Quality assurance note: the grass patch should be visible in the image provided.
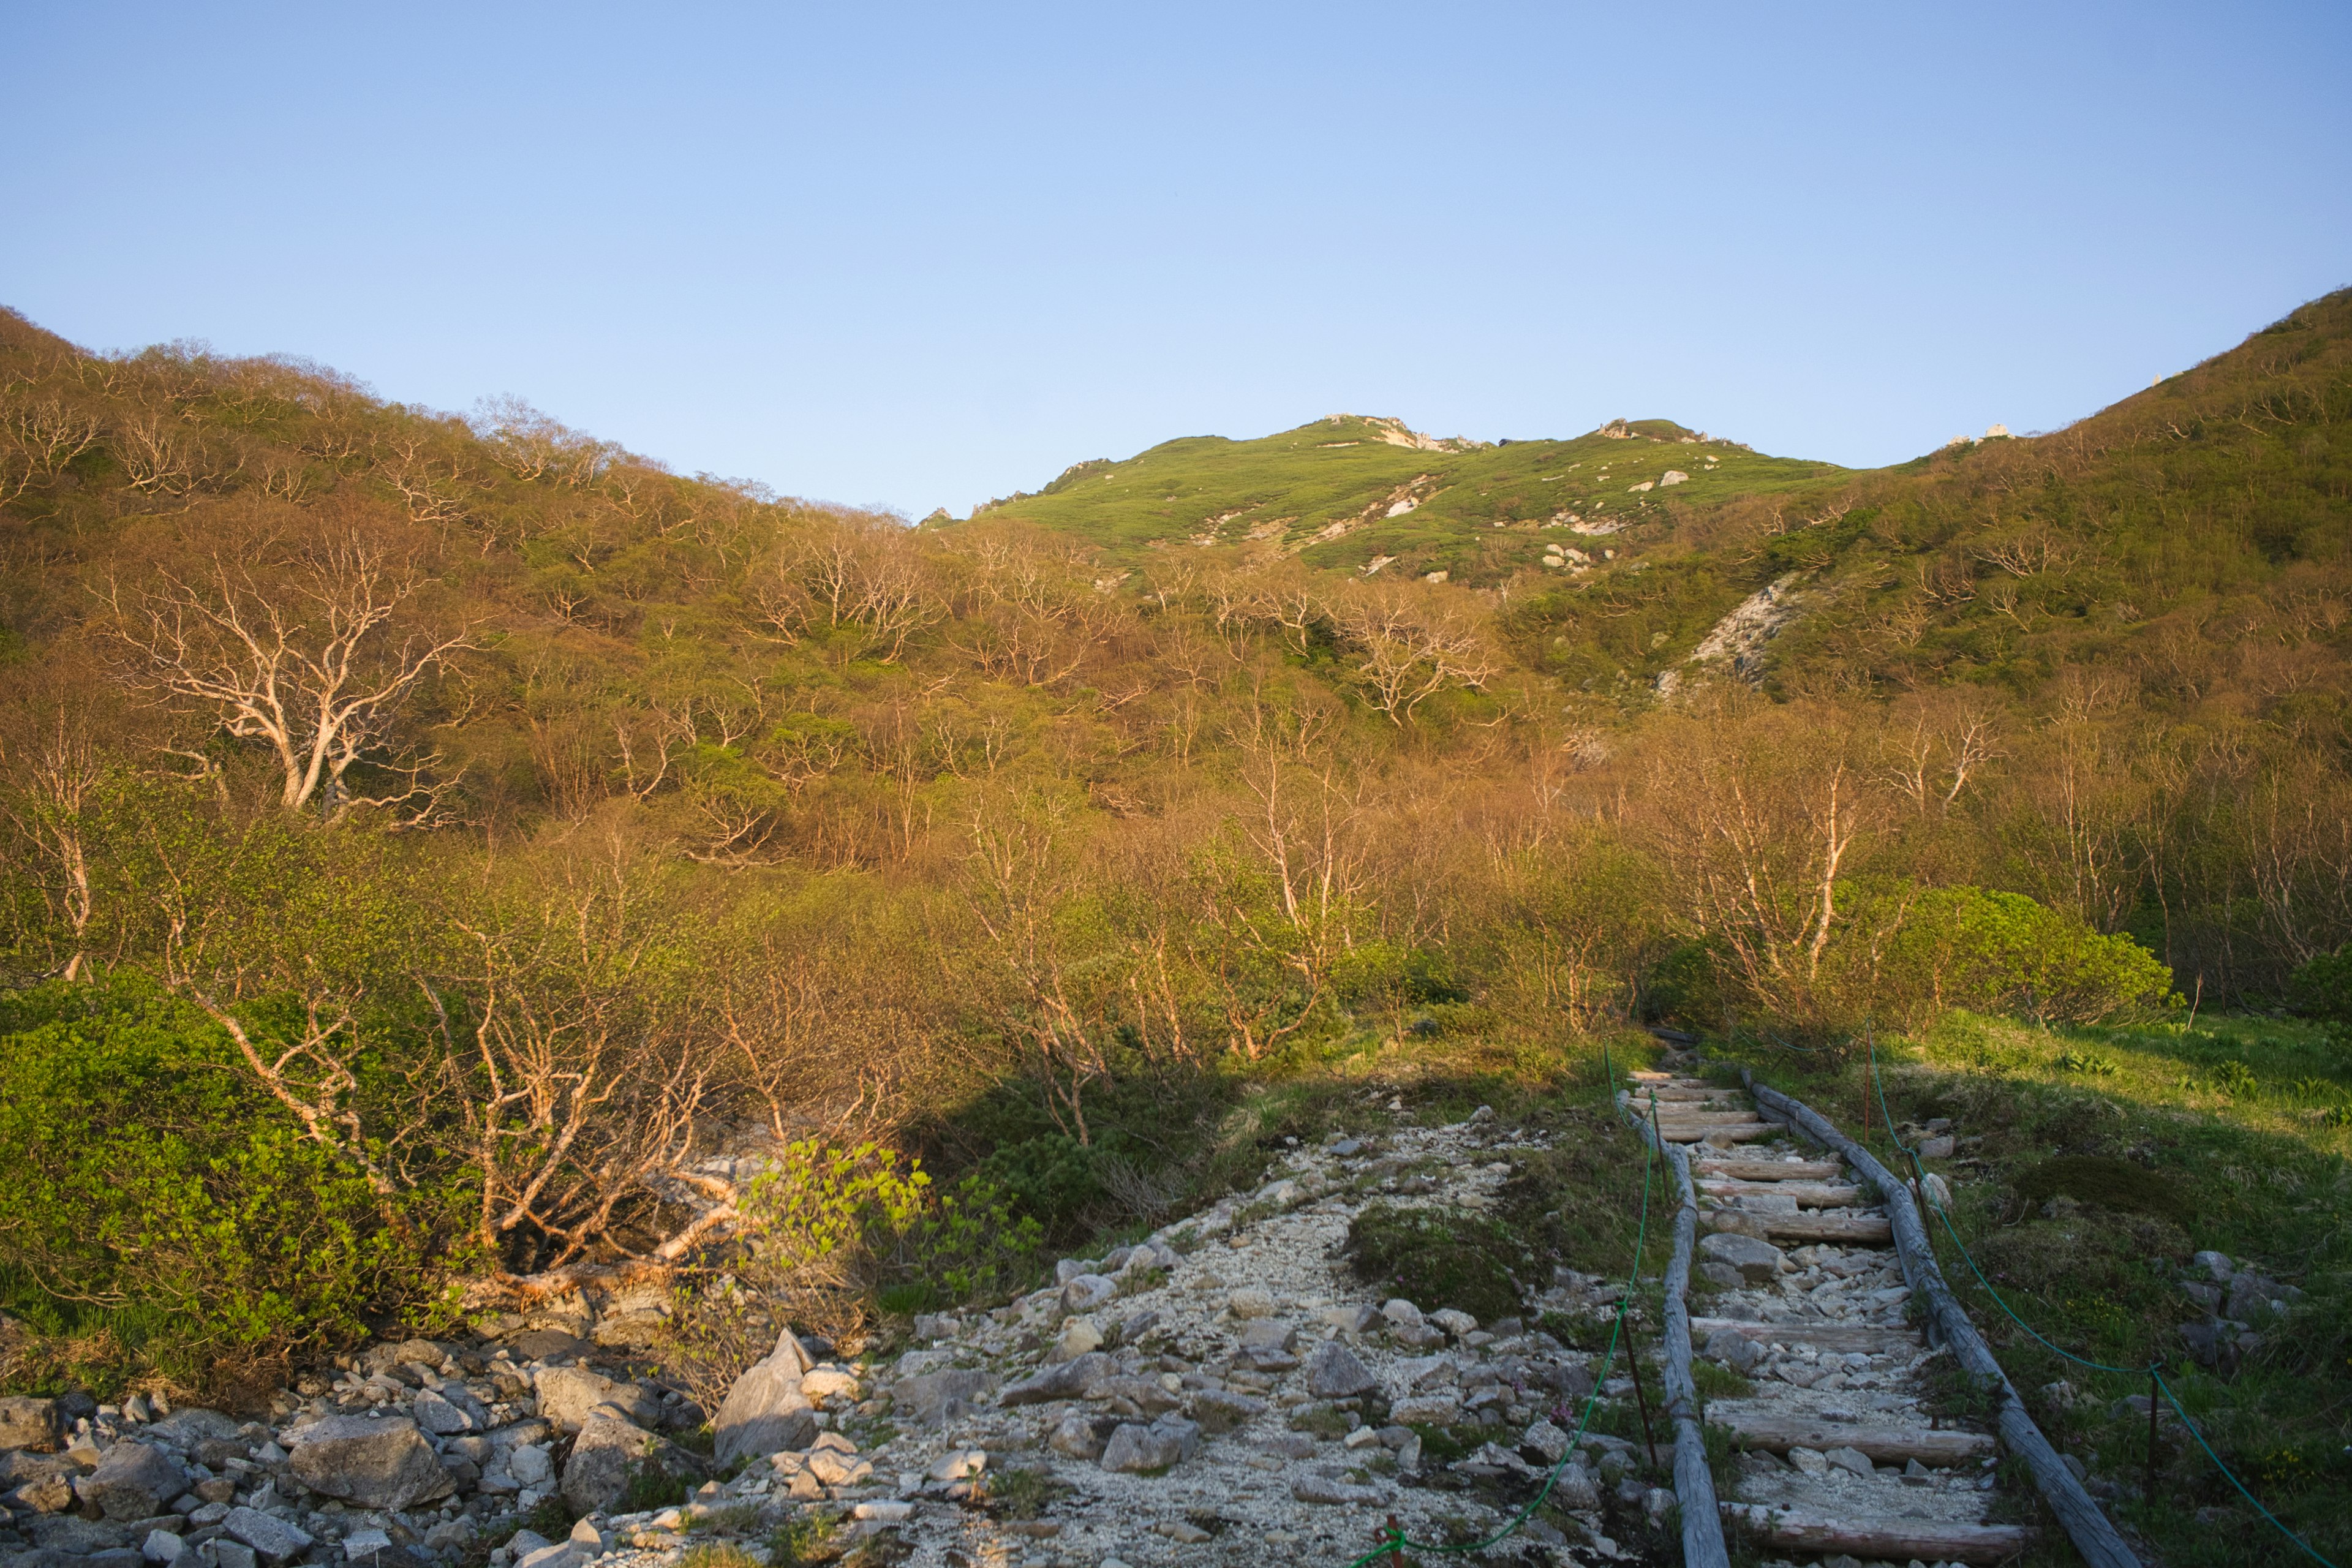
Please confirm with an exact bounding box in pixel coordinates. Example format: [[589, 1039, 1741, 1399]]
[[763, 1513, 840, 1568], [1722, 1008, 2352, 1566], [2011, 1153, 2189, 1225], [1689, 1359, 1752, 1401], [982, 1466, 1068, 1520], [1343, 1204, 1532, 1321]]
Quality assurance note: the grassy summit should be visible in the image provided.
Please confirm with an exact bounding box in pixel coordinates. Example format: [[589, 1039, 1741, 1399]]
[[964, 412, 1839, 583]]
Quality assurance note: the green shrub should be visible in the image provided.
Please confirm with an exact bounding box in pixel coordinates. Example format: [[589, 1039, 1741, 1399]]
[[1861, 883, 2177, 1026], [1343, 1203, 1532, 1321], [2288, 947, 2352, 1021], [2011, 1155, 2189, 1225], [0, 978, 441, 1380]]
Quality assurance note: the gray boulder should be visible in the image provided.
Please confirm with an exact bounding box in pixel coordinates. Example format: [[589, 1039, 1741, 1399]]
[[1697, 1232, 1786, 1284], [891, 1369, 998, 1427], [222, 1507, 312, 1564], [285, 1415, 454, 1510], [77, 1444, 187, 1521], [1098, 1416, 1199, 1474], [1046, 1414, 1107, 1460], [144, 1411, 240, 1450], [409, 1389, 476, 1436], [532, 1366, 660, 1434], [711, 1332, 818, 1465], [0, 1397, 61, 1453], [1702, 1327, 1762, 1371], [1303, 1342, 1378, 1400], [1060, 1275, 1118, 1314], [1000, 1352, 1114, 1407], [560, 1416, 701, 1515]]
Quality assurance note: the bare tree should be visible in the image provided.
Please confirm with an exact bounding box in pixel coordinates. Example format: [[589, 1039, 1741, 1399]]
[[1328, 582, 1495, 725], [0, 715, 105, 979], [104, 537, 471, 816]]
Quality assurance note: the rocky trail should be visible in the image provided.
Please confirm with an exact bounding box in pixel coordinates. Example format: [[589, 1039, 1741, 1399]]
[[0, 1068, 2096, 1568], [1623, 1067, 2030, 1567]]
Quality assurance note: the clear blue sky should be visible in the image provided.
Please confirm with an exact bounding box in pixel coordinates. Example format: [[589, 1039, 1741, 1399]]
[[6, 2, 2347, 516]]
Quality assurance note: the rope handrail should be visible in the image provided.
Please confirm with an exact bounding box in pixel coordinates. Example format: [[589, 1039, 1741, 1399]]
[[1861, 1036, 2340, 1568]]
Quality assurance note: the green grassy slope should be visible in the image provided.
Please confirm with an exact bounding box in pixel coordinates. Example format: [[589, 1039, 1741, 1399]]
[[963, 411, 1839, 585]]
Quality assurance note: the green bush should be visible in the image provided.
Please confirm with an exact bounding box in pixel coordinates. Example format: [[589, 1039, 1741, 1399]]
[[1861, 883, 2177, 1025], [2288, 946, 2352, 1021], [1343, 1202, 1532, 1321], [0, 978, 441, 1381]]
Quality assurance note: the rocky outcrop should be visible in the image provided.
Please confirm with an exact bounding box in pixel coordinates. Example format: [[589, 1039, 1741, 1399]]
[[709, 1332, 816, 1466], [285, 1416, 453, 1511]]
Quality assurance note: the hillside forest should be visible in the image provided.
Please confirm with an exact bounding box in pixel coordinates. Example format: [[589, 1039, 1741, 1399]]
[[0, 290, 2348, 1405]]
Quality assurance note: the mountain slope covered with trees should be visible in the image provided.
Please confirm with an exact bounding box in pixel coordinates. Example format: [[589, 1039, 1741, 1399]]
[[0, 290, 2345, 1425]]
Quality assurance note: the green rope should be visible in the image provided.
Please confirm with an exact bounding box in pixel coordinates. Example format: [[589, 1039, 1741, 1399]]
[[1338, 1049, 1659, 1568], [1861, 1035, 2340, 1568]]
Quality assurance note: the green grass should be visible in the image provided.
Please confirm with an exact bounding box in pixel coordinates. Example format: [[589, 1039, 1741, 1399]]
[[1724, 1008, 2352, 1567], [961, 413, 1838, 586]]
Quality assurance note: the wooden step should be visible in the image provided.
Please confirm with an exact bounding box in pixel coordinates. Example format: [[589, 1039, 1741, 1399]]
[[1756, 1210, 1894, 1243], [1657, 1123, 1774, 1144], [1626, 1070, 1675, 1082], [1698, 1178, 1864, 1207], [1649, 1110, 1768, 1127], [1719, 1504, 2031, 1566], [1696, 1158, 1842, 1182], [1714, 1409, 1993, 1465], [1689, 1317, 1923, 1354]]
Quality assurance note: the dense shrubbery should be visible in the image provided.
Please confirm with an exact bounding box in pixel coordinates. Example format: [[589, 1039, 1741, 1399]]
[[0, 293, 2346, 1388], [0, 979, 447, 1377]]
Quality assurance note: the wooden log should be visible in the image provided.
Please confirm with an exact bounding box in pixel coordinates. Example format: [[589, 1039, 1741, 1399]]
[[1719, 1504, 2034, 1566], [1745, 1072, 2143, 1568], [1652, 1110, 1766, 1126], [1615, 1093, 1732, 1568], [1757, 1211, 1893, 1243], [1713, 1409, 1992, 1464], [1694, 1158, 1843, 1182], [1697, 1177, 1864, 1206], [1658, 1123, 1773, 1144], [1689, 1317, 1923, 1354]]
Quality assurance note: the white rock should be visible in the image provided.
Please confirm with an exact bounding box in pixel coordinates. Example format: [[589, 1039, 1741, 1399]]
[[1226, 1288, 1275, 1320]]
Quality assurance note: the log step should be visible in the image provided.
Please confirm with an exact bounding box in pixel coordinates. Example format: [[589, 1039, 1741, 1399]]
[[1697, 1158, 1842, 1182], [1657, 1123, 1774, 1144], [1753, 1210, 1894, 1243], [1690, 1317, 1923, 1354], [1719, 1504, 2031, 1566], [1698, 1178, 1864, 1207], [1650, 1110, 1771, 1127], [1714, 1409, 1993, 1465]]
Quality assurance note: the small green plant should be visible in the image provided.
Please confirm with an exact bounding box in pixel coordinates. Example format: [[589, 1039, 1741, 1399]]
[[616, 1459, 690, 1514], [1344, 1202, 1534, 1321], [982, 1466, 1068, 1520], [522, 1496, 579, 1540], [1690, 1359, 1753, 1400], [1289, 1403, 1355, 1438], [689, 1502, 763, 1537], [2211, 1059, 2260, 1097], [763, 1513, 839, 1568], [2055, 1047, 2120, 1077], [684, 1547, 766, 1568]]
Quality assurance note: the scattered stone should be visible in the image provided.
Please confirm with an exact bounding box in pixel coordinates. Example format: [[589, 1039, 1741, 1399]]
[[1428, 1308, 1477, 1338], [1303, 1342, 1377, 1400], [1702, 1327, 1762, 1371], [285, 1415, 454, 1511], [1060, 1275, 1118, 1314], [711, 1331, 818, 1464], [1292, 1474, 1384, 1505], [1188, 1389, 1266, 1433], [1048, 1414, 1107, 1460], [891, 1368, 997, 1425], [142, 1528, 188, 1565], [1099, 1417, 1199, 1473], [1050, 1316, 1105, 1361], [1225, 1288, 1276, 1320], [1698, 1231, 1787, 1283], [221, 1507, 312, 1564], [1521, 1420, 1569, 1464], [1001, 1353, 1112, 1406], [533, 1366, 662, 1433], [0, 1396, 62, 1453], [1823, 1446, 1875, 1479], [928, 1449, 986, 1482], [1786, 1446, 1828, 1476], [2192, 1250, 2234, 1282], [77, 1444, 188, 1521]]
